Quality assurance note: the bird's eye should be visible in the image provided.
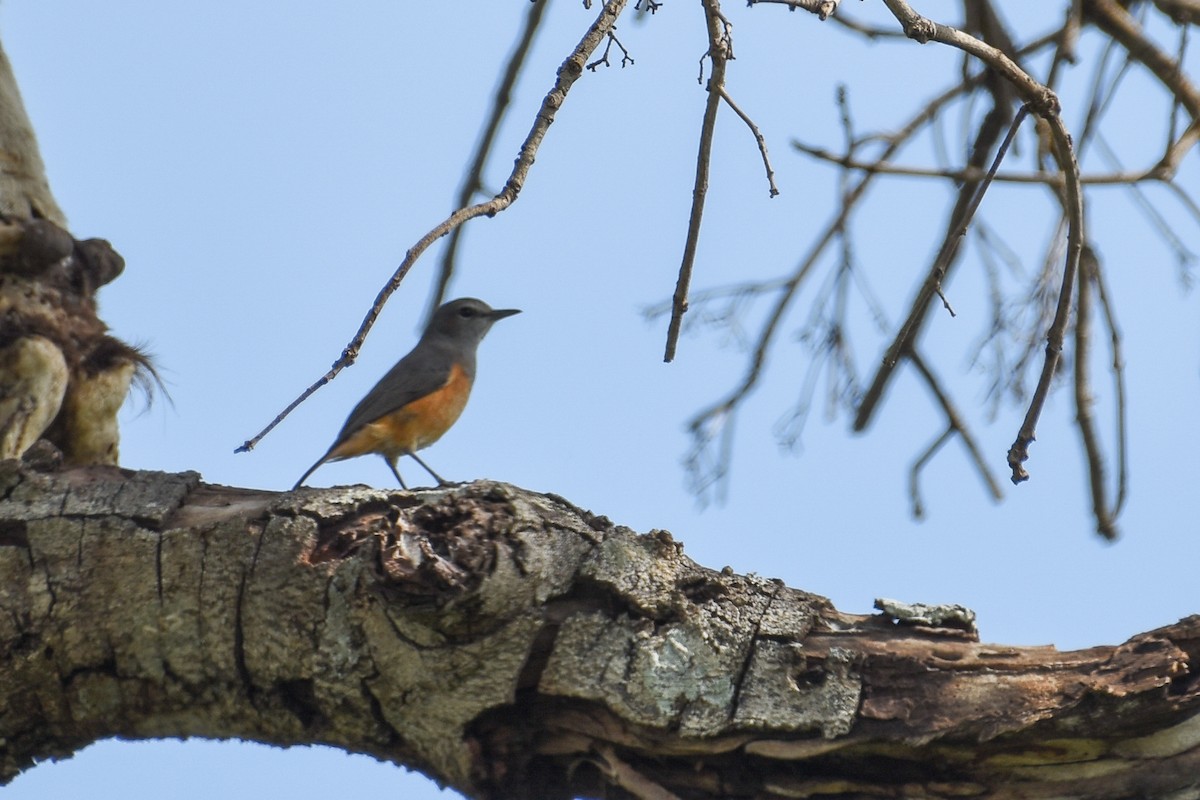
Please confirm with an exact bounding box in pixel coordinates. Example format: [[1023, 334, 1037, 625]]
[[458, 307, 476, 318]]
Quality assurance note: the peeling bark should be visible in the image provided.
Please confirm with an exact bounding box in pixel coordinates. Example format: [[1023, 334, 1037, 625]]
[[0, 215, 154, 465], [0, 463, 1197, 799]]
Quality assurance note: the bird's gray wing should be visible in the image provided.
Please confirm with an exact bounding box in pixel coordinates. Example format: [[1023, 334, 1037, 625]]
[[329, 344, 456, 449]]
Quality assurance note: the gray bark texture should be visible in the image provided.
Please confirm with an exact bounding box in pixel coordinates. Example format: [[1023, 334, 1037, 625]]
[[0, 43, 64, 226], [1, 462, 1199, 799]]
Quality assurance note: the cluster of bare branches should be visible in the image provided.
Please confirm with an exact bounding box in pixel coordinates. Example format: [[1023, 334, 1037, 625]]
[[241, 0, 1197, 540], [652, 0, 1198, 538]]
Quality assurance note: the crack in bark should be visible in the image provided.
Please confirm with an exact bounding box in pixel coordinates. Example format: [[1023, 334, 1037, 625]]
[[514, 618, 560, 694], [35, 545, 56, 618], [196, 521, 210, 654], [233, 522, 270, 699], [109, 479, 128, 520], [360, 675, 406, 748], [0, 468, 22, 502], [728, 579, 784, 724], [320, 571, 334, 620], [542, 492, 609, 546], [154, 529, 164, 604], [378, 605, 445, 651]]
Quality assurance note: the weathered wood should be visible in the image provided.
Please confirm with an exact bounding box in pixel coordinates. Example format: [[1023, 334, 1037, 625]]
[[1, 463, 1197, 799]]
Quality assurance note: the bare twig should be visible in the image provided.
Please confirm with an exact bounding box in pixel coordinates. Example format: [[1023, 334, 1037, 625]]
[[587, 30, 635, 70], [772, 260, 866, 452], [747, 0, 841, 21], [1086, 0, 1200, 121], [847, 2, 1086, 486], [681, 62, 1048, 497], [1166, 20, 1193, 161], [855, 102, 1031, 430], [909, 427, 954, 520], [1003, 217, 1068, 403], [1073, 245, 1119, 540], [717, 86, 780, 197], [1070, 3, 1200, 247], [678, 24, 1092, 500], [791, 140, 1174, 185], [427, 0, 549, 319], [1095, 134, 1199, 269], [1005, 109, 1084, 483], [677, 0, 1190, 529], [910, 350, 1004, 509], [664, 0, 732, 363], [967, 220, 1020, 418], [1056, 0, 1084, 67], [884, 1, 1062, 103], [235, 0, 630, 453], [1090, 247, 1129, 518]]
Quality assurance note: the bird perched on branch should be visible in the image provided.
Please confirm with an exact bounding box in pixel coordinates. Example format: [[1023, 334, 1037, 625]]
[[293, 297, 520, 490]]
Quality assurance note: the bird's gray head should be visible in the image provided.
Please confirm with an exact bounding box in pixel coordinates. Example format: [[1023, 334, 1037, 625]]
[[424, 297, 521, 348]]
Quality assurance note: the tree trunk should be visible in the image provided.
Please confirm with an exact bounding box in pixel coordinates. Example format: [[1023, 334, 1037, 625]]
[[1, 462, 1197, 799], [0, 36, 150, 467]]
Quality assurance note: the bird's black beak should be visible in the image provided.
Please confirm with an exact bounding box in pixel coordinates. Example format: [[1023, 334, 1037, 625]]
[[489, 308, 521, 321]]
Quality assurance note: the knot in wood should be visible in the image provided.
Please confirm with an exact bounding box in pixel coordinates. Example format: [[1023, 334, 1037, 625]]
[[2, 218, 74, 277], [74, 239, 126, 289], [1030, 88, 1062, 118], [904, 17, 936, 44], [559, 58, 583, 80]]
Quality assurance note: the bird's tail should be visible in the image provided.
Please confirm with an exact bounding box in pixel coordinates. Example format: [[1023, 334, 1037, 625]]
[[292, 453, 329, 491]]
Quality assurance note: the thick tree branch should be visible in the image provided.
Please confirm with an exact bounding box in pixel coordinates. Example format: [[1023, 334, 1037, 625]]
[[3, 464, 1200, 799]]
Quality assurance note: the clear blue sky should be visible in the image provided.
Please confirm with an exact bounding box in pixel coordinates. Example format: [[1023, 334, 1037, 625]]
[[4, 2, 1198, 798]]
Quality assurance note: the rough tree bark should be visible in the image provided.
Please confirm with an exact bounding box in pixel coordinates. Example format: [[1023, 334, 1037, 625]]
[[2, 13, 1199, 800], [1, 462, 1198, 800]]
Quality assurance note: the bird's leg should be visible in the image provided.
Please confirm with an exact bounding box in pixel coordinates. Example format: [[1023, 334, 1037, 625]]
[[383, 456, 408, 490], [407, 452, 449, 486]]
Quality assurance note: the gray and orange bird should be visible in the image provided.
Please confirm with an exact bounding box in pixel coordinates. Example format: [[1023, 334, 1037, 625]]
[[293, 297, 520, 490]]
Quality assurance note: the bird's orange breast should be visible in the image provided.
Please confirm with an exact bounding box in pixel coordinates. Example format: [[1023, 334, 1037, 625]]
[[328, 363, 473, 460]]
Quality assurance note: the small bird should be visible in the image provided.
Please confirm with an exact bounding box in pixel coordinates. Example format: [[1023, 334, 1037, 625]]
[[293, 297, 520, 490]]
